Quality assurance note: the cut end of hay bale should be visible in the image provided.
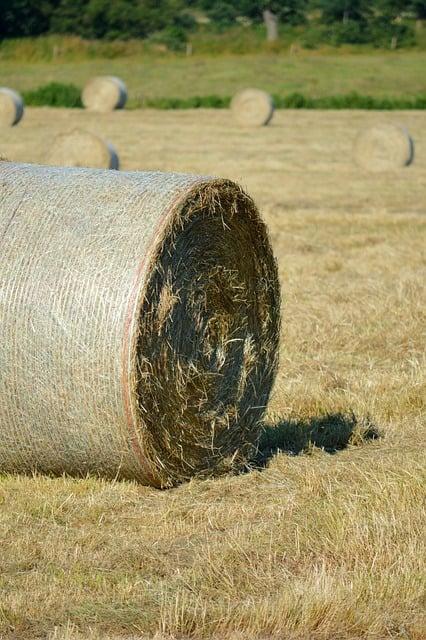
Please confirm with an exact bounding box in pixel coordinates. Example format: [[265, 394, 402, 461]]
[[46, 129, 119, 170], [0, 164, 280, 488], [354, 123, 414, 172], [82, 76, 128, 112], [231, 88, 274, 127], [0, 88, 24, 127], [133, 180, 280, 486]]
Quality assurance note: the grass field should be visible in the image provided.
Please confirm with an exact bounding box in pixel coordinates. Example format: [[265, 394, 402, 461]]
[[0, 107, 425, 639], [1, 51, 426, 105]]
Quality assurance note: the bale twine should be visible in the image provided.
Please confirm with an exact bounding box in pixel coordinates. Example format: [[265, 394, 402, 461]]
[[231, 89, 274, 127], [46, 129, 119, 170], [354, 123, 414, 171], [0, 88, 24, 127], [82, 76, 128, 112], [0, 162, 280, 488]]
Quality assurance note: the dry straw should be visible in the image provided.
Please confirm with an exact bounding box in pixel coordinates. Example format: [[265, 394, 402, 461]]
[[0, 162, 280, 487], [231, 88, 275, 127], [354, 123, 414, 171], [82, 76, 128, 112], [46, 128, 119, 170], [0, 87, 24, 127]]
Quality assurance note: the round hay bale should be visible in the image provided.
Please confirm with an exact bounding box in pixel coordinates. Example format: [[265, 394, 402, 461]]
[[231, 88, 274, 127], [0, 87, 24, 127], [47, 129, 119, 170], [82, 76, 127, 112], [354, 123, 414, 171], [0, 162, 280, 488]]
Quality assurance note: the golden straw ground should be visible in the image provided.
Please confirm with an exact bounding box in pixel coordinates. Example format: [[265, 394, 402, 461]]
[[0, 107, 424, 639]]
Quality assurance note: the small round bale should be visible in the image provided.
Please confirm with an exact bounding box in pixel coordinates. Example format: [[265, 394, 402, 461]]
[[82, 76, 127, 112], [0, 88, 24, 127], [231, 88, 274, 127], [47, 129, 119, 170], [0, 162, 280, 488], [354, 123, 414, 171]]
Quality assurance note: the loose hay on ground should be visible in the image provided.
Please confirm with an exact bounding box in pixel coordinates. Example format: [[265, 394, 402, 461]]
[[231, 88, 274, 127], [0, 162, 280, 488], [46, 128, 119, 169], [0, 87, 24, 127], [82, 76, 128, 112]]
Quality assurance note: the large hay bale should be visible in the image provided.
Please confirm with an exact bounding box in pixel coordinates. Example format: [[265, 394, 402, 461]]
[[231, 89, 274, 127], [0, 87, 24, 127], [0, 162, 280, 488], [82, 76, 127, 112], [354, 123, 414, 171], [46, 129, 119, 170]]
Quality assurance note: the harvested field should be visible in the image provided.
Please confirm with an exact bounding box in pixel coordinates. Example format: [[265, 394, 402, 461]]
[[0, 107, 425, 640]]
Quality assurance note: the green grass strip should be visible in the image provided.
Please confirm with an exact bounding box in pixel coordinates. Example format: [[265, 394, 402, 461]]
[[22, 83, 426, 110]]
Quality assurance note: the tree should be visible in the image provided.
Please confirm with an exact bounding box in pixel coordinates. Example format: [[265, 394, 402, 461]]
[[316, 0, 372, 24], [0, 0, 58, 37], [410, 0, 426, 18]]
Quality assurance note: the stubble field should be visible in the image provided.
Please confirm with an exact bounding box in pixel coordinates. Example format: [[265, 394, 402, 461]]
[[0, 107, 425, 639]]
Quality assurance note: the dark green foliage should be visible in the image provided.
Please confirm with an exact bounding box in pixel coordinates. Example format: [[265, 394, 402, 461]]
[[313, 0, 372, 25], [410, 0, 426, 18], [151, 25, 189, 51], [144, 95, 231, 109], [0, 0, 57, 37], [18, 84, 426, 110], [22, 82, 82, 107], [0, 0, 422, 47], [276, 92, 426, 109], [368, 17, 416, 48], [144, 92, 426, 110]]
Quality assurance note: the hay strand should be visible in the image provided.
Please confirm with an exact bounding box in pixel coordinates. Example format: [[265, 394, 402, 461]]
[[82, 76, 128, 112], [231, 89, 274, 127], [46, 129, 119, 169], [0, 162, 280, 488], [354, 123, 414, 171], [0, 87, 24, 127]]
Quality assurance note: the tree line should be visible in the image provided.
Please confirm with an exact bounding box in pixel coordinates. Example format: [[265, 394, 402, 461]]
[[1, 1, 425, 47]]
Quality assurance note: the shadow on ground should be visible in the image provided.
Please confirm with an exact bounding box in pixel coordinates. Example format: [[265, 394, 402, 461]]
[[253, 412, 380, 468]]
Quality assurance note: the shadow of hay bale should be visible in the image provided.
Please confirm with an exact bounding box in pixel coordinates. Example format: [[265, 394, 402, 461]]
[[253, 412, 380, 468]]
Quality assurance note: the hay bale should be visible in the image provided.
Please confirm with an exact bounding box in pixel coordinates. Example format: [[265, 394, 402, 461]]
[[354, 123, 414, 171], [0, 88, 24, 127], [46, 129, 119, 170], [0, 162, 280, 488], [231, 89, 274, 127], [82, 76, 127, 112]]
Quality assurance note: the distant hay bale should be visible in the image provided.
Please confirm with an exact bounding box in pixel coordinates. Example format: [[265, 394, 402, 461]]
[[231, 89, 274, 127], [47, 129, 119, 170], [0, 162, 280, 488], [0, 88, 24, 127], [82, 76, 127, 112], [354, 124, 414, 171]]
